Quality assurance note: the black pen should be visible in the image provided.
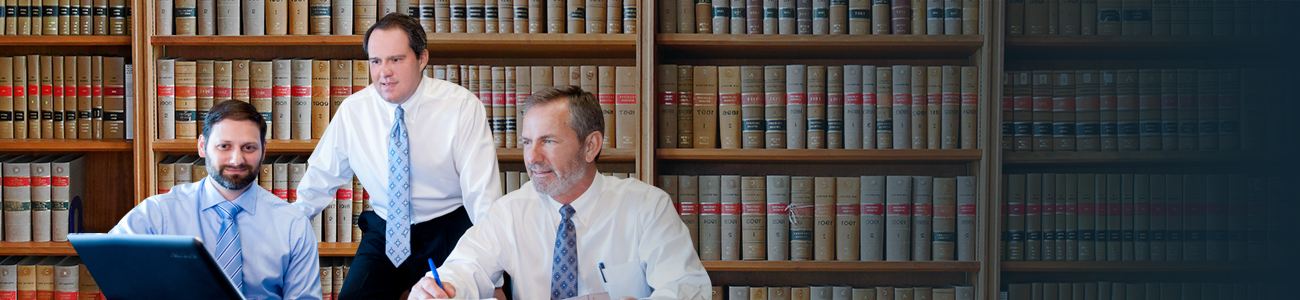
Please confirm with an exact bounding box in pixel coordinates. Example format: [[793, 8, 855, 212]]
[[598, 262, 607, 283]]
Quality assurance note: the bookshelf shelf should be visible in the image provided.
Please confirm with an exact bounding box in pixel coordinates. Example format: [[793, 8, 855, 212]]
[[0, 242, 78, 256], [1001, 261, 1285, 272], [1003, 35, 1297, 59], [702, 261, 981, 272], [1000, 150, 1283, 165], [319, 242, 360, 256], [656, 34, 985, 59], [0, 36, 133, 46], [152, 139, 637, 162], [0, 139, 135, 152], [656, 149, 983, 163], [151, 34, 637, 57]]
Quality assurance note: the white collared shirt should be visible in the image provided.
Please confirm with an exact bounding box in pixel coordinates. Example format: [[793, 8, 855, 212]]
[[434, 174, 712, 300], [293, 76, 502, 224]]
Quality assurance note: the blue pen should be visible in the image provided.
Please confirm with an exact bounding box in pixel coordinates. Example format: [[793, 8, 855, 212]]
[[428, 258, 445, 290]]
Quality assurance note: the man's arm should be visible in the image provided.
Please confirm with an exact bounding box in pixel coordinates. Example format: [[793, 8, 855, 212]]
[[108, 197, 166, 235], [293, 108, 355, 218], [413, 203, 514, 299], [638, 191, 712, 300], [452, 94, 503, 224], [281, 215, 323, 300]]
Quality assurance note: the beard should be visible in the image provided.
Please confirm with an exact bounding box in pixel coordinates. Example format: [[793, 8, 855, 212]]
[[529, 146, 589, 197], [208, 159, 260, 191]]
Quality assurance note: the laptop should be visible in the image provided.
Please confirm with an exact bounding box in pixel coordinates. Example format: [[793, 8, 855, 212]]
[[68, 234, 246, 300]]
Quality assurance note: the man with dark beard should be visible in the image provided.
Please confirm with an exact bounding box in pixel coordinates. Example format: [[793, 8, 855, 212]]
[[110, 100, 321, 300], [408, 86, 711, 300]]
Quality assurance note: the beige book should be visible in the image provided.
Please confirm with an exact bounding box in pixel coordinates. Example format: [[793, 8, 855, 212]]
[[101, 57, 125, 139], [885, 175, 912, 261], [249, 61, 274, 140], [450, 0, 466, 32], [215, 0, 243, 35], [548, 66, 565, 87], [908, 66, 925, 149], [694, 0, 710, 33], [834, 177, 860, 261], [613, 66, 637, 149], [320, 61, 348, 121], [678, 175, 700, 249], [825, 66, 845, 149], [29, 157, 53, 242], [812, 176, 836, 261], [675, 0, 692, 33], [924, 66, 941, 149], [355, 0, 377, 33], [195, 0, 213, 34], [257, 156, 273, 191], [766, 175, 791, 260], [958, 66, 976, 149], [762, 65, 787, 149], [565, 0, 584, 32], [544, 0, 563, 32], [310, 60, 330, 138], [888, 65, 910, 149], [805, 66, 826, 149], [51, 57, 65, 139], [931, 177, 955, 261], [741, 176, 766, 260], [693, 66, 718, 148], [587, 66, 609, 147], [232, 60, 251, 102], [871, 0, 888, 34], [1052, 71, 1075, 151], [12, 57, 26, 139], [492, 66, 506, 147], [466, 0, 484, 32], [911, 175, 932, 261], [2, 156, 34, 241], [677, 65, 695, 148], [174, 60, 198, 139], [0, 57, 12, 139], [89, 56, 102, 138], [713, 176, 735, 260], [569, 67, 581, 87], [718, 66, 742, 149], [265, 0, 290, 34], [173, 0, 196, 34], [658, 65, 679, 148], [786, 65, 806, 149], [740, 66, 765, 149], [195, 60, 215, 134], [270, 59, 291, 140], [585, 0, 605, 32], [1075, 70, 1100, 151], [347, 60, 366, 92], [26, 55, 38, 139], [352, 177, 365, 240], [37, 56, 52, 139], [789, 176, 814, 260], [214, 61, 233, 105], [512, 66, 530, 147], [271, 155, 289, 200], [530, 66, 552, 97]]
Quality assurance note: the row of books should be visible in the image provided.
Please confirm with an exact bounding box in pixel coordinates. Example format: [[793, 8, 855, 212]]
[[659, 0, 980, 35], [719, 284, 975, 300], [1001, 68, 1276, 153], [318, 257, 353, 300], [1006, 0, 1298, 36], [658, 64, 979, 150], [0, 256, 102, 299], [1003, 282, 1280, 300], [424, 64, 641, 149], [1, 154, 86, 243], [154, 0, 638, 35], [659, 175, 977, 262], [0, 55, 133, 140], [0, 0, 131, 35], [1000, 173, 1294, 262]]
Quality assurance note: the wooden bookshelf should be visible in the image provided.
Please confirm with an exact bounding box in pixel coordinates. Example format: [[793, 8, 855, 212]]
[[1001, 261, 1285, 273], [318, 243, 362, 257], [1001, 151, 1284, 165], [702, 261, 981, 272], [656, 149, 983, 163], [0, 139, 135, 152], [656, 34, 984, 59], [0, 36, 133, 46], [152, 34, 637, 58], [151, 139, 637, 162], [1003, 35, 1298, 59], [0, 242, 78, 256]]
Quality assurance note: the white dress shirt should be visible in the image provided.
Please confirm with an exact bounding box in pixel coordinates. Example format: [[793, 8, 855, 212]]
[[294, 76, 502, 224], [433, 174, 712, 300]]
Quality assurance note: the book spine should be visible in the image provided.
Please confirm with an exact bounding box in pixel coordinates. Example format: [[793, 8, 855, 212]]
[[1104, 174, 1121, 261], [1011, 72, 1030, 150], [267, 0, 288, 34], [290, 59, 312, 140], [796, 0, 809, 33], [827, 66, 844, 148], [767, 175, 791, 260], [890, 65, 909, 149], [884, 175, 911, 261], [874, 66, 891, 148], [355, 0, 377, 33], [1041, 173, 1056, 261], [195, 0, 213, 34], [812, 176, 836, 261], [310, 60, 329, 139], [174, 61, 197, 139], [931, 177, 955, 261], [1205, 174, 1228, 261], [1148, 174, 1166, 261], [467, 0, 485, 32], [676, 0, 693, 32], [938, 66, 958, 150], [679, 175, 700, 252], [762, 0, 777, 34], [614, 66, 637, 149], [245, 0, 266, 34], [677, 65, 694, 147], [585, 0, 604, 33], [1099, 70, 1118, 151], [195, 61, 214, 135], [1165, 174, 1183, 260], [810, 0, 825, 34], [1075, 71, 1099, 150], [778, 0, 793, 33], [1098, 0, 1120, 35], [155, 59, 176, 140], [1134, 174, 1151, 261], [910, 0, 923, 34], [608, 0, 622, 33], [858, 175, 884, 261], [741, 66, 765, 149], [790, 176, 814, 260], [1053, 71, 1076, 151], [844, 65, 862, 149], [1025, 173, 1041, 261], [719, 176, 741, 260], [924, 66, 940, 149], [4, 160, 32, 242], [764, 65, 786, 148], [805, 65, 826, 149], [834, 177, 859, 260], [908, 66, 924, 149], [718, 66, 741, 149], [1006, 174, 1026, 261], [1031, 71, 1051, 151], [1151, 0, 1169, 35], [911, 175, 932, 261], [926, 0, 941, 34], [731, 0, 746, 34], [691, 175, 717, 260], [861, 65, 876, 148], [156, 0, 174, 35], [329, 60, 350, 120], [1176, 68, 1197, 150], [1196, 69, 1217, 150], [496, 66, 509, 147], [251, 61, 274, 140], [693, 66, 718, 148], [1081, 0, 1096, 34], [1137, 69, 1161, 150], [272, 59, 292, 139], [658, 65, 678, 148], [888, 0, 906, 33], [1217, 69, 1238, 150], [309, 0, 331, 34], [1117, 70, 1140, 150], [1121, 0, 1151, 35], [30, 161, 50, 242], [785, 64, 806, 149], [1245, 177, 1266, 261], [955, 175, 975, 261], [101, 57, 124, 139], [1077, 173, 1096, 260], [741, 176, 767, 260]]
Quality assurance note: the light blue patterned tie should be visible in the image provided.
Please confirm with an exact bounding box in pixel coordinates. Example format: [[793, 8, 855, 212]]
[[386, 106, 412, 267], [213, 201, 244, 292], [550, 204, 578, 300]]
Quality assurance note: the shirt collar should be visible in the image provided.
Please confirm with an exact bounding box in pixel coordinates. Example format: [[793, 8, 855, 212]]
[[200, 177, 259, 216], [545, 173, 605, 225], [380, 76, 431, 115]]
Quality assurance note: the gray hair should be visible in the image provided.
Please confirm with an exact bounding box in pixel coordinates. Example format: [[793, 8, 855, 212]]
[[521, 85, 606, 143]]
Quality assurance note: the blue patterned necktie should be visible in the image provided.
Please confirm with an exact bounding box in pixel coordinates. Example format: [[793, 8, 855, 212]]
[[213, 201, 244, 292], [550, 204, 578, 300], [386, 106, 412, 267]]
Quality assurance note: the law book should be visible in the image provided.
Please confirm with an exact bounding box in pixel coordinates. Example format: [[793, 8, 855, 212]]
[[191, 0, 213, 35], [805, 65, 826, 149], [887, 0, 907, 33], [1061, 184, 1077, 263], [906, 176, 930, 262], [826, 66, 844, 148], [511, 66, 529, 147], [830, 177, 859, 261], [1097, 0, 1120, 35], [1133, 174, 1151, 261], [1149, 173, 1166, 261], [1137, 69, 1162, 150], [778, 0, 794, 33], [90, 56, 104, 138], [810, 176, 836, 261], [28, 156, 52, 242], [1099, 70, 1118, 151], [74, 56, 90, 139], [495, 66, 510, 147], [232, 60, 251, 103], [1024, 173, 1041, 261], [149, 59, 176, 140], [1121, 0, 1151, 35], [889, 65, 909, 149], [52, 57, 66, 139], [61, 0, 76, 35], [789, 176, 814, 260], [708, 0, 726, 33], [564, 0, 583, 33], [809, 0, 826, 34], [307, 0, 330, 34], [1010, 72, 1031, 151], [173, 60, 198, 139], [605, 0, 620, 33], [155, 155, 177, 195], [0, 57, 13, 138], [354, 0, 377, 33], [214, 61, 233, 105], [924, 0, 939, 34], [1080, 0, 1096, 34], [101, 57, 124, 139], [718, 66, 741, 149], [1175, 68, 1197, 150], [796, 0, 809, 33], [1195, 69, 1217, 150], [843, 65, 863, 149], [679, 175, 700, 251], [939, 66, 958, 149], [705, 176, 734, 260], [1216, 69, 1238, 150], [170, 0, 198, 34], [874, 66, 891, 148], [1074, 70, 1099, 151], [289, 59, 311, 140], [954, 176, 974, 261], [37, 56, 51, 139], [249, 61, 273, 140], [1205, 174, 1228, 261], [1006, 0, 1024, 35], [1058, 0, 1079, 35], [737, 66, 764, 149], [1041, 173, 1056, 261], [579, 0, 603, 33], [759, 0, 775, 34], [764, 65, 786, 148], [1078, 173, 1096, 260], [741, 176, 766, 260], [327, 60, 351, 120], [1160, 174, 1183, 261], [957, 66, 978, 149], [1103, 173, 1121, 261], [785, 65, 806, 149], [270, 59, 292, 139], [1050, 71, 1076, 151], [859, 175, 884, 261], [884, 175, 911, 261], [907, 66, 924, 149], [924, 66, 940, 149], [654, 66, 680, 148], [310, 60, 330, 138], [766, 175, 791, 260], [25, 55, 38, 139], [1029, 71, 1051, 151], [1244, 177, 1266, 261], [155, 0, 174, 35], [194, 60, 214, 134], [693, 66, 718, 148]]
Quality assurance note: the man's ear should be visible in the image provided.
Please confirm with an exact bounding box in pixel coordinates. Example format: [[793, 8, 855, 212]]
[[196, 136, 207, 158], [584, 131, 603, 163]]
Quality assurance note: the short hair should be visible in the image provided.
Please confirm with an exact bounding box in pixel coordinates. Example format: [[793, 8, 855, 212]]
[[522, 85, 606, 148], [363, 13, 428, 60], [202, 100, 268, 145]]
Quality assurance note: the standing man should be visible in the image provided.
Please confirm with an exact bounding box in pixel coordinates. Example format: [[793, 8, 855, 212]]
[[294, 13, 503, 299], [111, 100, 321, 300], [409, 86, 711, 300]]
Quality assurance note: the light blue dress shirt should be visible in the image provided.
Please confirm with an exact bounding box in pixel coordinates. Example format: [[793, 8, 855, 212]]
[[110, 177, 322, 300]]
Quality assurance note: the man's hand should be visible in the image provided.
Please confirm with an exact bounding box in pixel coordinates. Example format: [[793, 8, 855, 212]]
[[408, 276, 457, 299]]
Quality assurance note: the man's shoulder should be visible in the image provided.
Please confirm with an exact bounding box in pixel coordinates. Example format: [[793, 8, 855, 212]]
[[603, 176, 670, 204], [419, 77, 479, 107], [249, 187, 311, 221]]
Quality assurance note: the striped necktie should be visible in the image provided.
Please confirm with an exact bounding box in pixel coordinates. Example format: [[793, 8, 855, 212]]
[[213, 201, 244, 291]]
